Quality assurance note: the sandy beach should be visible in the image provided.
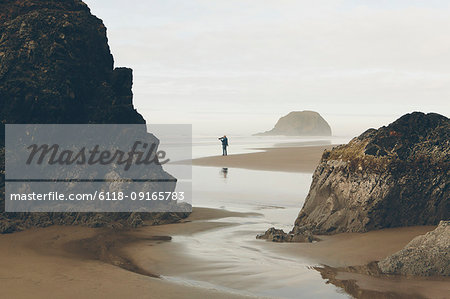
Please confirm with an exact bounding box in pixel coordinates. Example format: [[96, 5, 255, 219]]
[[1, 206, 448, 299], [1, 145, 448, 299], [0, 208, 255, 299], [190, 145, 335, 172], [123, 215, 449, 299], [3, 0, 449, 298]]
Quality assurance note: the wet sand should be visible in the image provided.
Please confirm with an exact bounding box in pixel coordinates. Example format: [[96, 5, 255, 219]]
[[1, 207, 448, 298], [265, 225, 437, 267], [322, 269, 450, 299], [2, 143, 448, 298], [265, 226, 450, 298], [190, 145, 335, 172], [0, 208, 257, 299], [125, 219, 449, 299]]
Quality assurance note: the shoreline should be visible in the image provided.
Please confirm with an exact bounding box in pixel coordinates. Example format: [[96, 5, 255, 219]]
[[2, 143, 448, 299], [126, 214, 449, 299], [264, 225, 437, 267], [0, 208, 256, 299], [189, 145, 336, 173], [1, 207, 448, 298]]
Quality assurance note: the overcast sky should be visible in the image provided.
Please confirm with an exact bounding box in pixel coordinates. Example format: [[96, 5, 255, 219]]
[[85, 0, 450, 136]]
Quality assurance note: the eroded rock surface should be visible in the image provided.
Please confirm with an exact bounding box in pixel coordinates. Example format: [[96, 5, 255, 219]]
[[293, 112, 449, 235], [256, 227, 317, 243], [378, 221, 450, 276], [258, 112, 449, 242]]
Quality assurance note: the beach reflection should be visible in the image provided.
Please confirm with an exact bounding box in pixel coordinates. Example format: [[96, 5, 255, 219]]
[[220, 167, 228, 179], [163, 166, 347, 298]]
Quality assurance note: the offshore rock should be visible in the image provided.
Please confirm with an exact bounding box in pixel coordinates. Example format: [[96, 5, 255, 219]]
[[255, 111, 332, 136]]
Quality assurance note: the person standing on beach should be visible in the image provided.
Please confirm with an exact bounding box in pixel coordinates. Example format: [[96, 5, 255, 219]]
[[218, 135, 228, 156]]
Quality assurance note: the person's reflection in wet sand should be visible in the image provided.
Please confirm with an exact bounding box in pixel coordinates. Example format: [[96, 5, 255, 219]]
[[220, 168, 228, 178]]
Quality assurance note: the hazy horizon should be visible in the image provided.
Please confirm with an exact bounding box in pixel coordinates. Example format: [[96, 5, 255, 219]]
[[85, 0, 449, 137]]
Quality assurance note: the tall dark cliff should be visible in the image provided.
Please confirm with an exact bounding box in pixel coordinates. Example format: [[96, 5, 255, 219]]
[[0, 0, 188, 233], [294, 112, 449, 234], [0, 0, 144, 128]]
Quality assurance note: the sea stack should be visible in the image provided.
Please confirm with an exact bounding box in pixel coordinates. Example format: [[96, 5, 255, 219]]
[[258, 112, 449, 242], [255, 111, 332, 136], [0, 0, 144, 127], [293, 112, 449, 235], [0, 0, 189, 233]]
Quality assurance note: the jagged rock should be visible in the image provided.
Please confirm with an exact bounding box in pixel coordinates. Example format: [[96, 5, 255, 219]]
[[0, 0, 144, 129], [257, 227, 290, 242], [0, 0, 190, 233], [292, 112, 449, 234], [127, 213, 144, 228], [256, 226, 316, 243], [255, 111, 332, 136], [86, 214, 111, 228], [378, 221, 450, 276], [0, 219, 17, 233]]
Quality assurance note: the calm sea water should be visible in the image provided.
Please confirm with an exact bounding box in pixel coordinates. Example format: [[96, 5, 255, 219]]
[[191, 135, 350, 158]]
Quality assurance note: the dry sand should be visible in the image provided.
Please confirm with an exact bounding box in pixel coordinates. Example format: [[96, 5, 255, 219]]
[[190, 145, 334, 172]]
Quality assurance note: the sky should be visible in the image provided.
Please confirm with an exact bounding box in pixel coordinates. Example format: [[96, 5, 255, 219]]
[[84, 0, 450, 137]]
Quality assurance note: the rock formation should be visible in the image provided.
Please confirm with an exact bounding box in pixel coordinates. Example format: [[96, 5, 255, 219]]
[[258, 112, 449, 241], [256, 227, 317, 242], [255, 111, 332, 136], [378, 221, 450, 276], [0, 0, 189, 233], [293, 112, 448, 235], [0, 0, 143, 128]]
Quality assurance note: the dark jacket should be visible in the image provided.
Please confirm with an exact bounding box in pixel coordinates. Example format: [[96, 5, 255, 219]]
[[219, 137, 228, 147]]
